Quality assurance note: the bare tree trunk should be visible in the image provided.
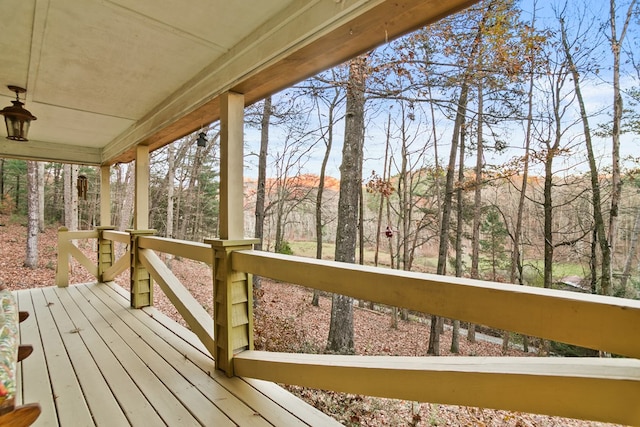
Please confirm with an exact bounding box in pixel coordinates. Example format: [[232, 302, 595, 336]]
[[590, 228, 599, 294], [507, 11, 537, 353], [38, 162, 45, 232], [25, 161, 39, 268], [560, 15, 612, 296], [64, 164, 79, 230], [373, 115, 392, 270], [386, 178, 398, 328], [327, 55, 367, 354], [64, 164, 71, 228], [273, 176, 289, 254], [607, 0, 636, 291], [254, 96, 272, 251], [166, 146, 175, 239], [119, 163, 134, 231], [621, 207, 640, 289], [0, 159, 4, 199], [431, 84, 466, 354], [255, 97, 271, 300], [357, 180, 365, 309], [312, 94, 334, 306], [451, 109, 467, 354], [164, 145, 176, 267], [469, 79, 484, 345], [71, 165, 79, 230], [543, 64, 565, 295], [179, 147, 203, 240], [398, 107, 411, 321], [430, 3, 490, 354]]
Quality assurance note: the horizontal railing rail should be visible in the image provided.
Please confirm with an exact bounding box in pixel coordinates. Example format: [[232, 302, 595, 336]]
[[233, 250, 640, 359], [234, 351, 640, 426], [137, 236, 212, 264], [102, 230, 130, 244], [56, 229, 217, 358]]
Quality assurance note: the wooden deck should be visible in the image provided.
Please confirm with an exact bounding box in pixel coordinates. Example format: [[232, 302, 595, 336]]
[[14, 282, 339, 426]]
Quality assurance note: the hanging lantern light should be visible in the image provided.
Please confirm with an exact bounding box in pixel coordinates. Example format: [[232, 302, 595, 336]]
[[196, 131, 207, 147], [1, 86, 37, 141]]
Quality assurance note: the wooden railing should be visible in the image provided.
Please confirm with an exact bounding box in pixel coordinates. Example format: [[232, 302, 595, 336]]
[[56, 228, 99, 287], [55, 228, 640, 425], [55, 228, 254, 376], [232, 250, 640, 358], [56, 227, 130, 286], [136, 236, 215, 357], [231, 250, 640, 426]]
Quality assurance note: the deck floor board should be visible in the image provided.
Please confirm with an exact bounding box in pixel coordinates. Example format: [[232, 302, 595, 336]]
[[51, 286, 166, 427], [65, 285, 205, 426], [37, 286, 129, 427], [17, 290, 60, 427], [73, 284, 235, 426], [13, 283, 338, 427], [90, 283, 274, 427], [30, 288, 94, 427]]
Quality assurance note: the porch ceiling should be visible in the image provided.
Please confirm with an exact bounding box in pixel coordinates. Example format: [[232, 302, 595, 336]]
[[0, 0, 476, 166]]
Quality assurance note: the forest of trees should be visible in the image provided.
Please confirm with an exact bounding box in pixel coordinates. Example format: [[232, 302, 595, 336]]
[[3, 0, 640, 355]]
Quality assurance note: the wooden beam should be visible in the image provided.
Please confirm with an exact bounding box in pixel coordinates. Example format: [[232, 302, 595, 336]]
[[234, 351, 640, 426], [232, 250, 640, 359], [0, 139, 102, 165]]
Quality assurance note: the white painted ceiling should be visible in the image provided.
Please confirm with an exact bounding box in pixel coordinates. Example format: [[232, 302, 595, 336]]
[[0, 0, 476, 165]]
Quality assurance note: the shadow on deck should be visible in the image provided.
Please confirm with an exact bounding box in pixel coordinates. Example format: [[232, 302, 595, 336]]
[[15, 282, 338, 426]]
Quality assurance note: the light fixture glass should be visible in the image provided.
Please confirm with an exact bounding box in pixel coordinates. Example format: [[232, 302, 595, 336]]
[[1, 86, 37, 141], [197, 131, 207, 147]]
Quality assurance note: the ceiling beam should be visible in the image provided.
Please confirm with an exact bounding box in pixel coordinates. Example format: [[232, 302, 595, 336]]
[[0, 140, 102, 165]]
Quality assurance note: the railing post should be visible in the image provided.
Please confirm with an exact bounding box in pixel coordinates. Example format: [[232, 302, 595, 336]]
[[128, 229, 156, 309], [206, 238, 260, 377], [96, 226, 116, 282], [55, 227, 69, 288]]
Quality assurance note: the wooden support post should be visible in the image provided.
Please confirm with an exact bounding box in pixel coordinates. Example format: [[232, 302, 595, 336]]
[[207, 238, 259, 376], [212, 91, 255, 376], [96, 226, 116, 281], [128, 229, 156, 308], [99, 164, 111, 226], [55, 227, 69, 288], [219, 91, 245, 240], [134, 145, 150, 230]]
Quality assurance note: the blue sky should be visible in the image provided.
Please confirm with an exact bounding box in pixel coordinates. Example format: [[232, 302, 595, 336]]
[[243, 0, 640, 180]]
